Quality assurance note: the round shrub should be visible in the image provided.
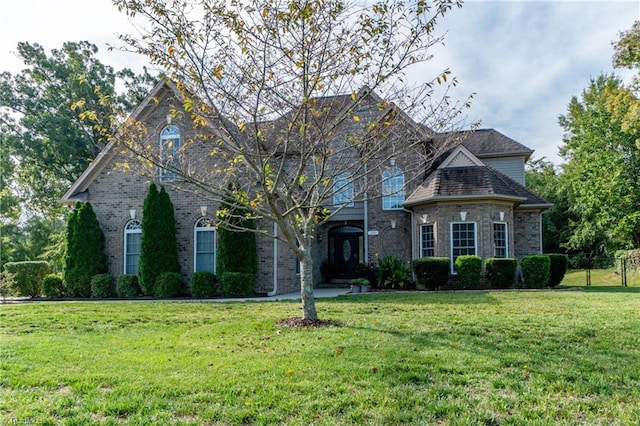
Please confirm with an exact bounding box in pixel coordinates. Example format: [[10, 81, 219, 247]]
[[485, 258, 517, 289], [42, 274, 65, 298], [454, 255, 482, 289], [154, 272, 183, 298], [91, 274, 114, 298], [520, 255, 551, 289], [221, 271, 254, 298], [413, 257, 449, 290], [190, 271, 218, 298], [117, 275, 141, 298], [548, 254, 569, 287], [4, 261, 50, 297]]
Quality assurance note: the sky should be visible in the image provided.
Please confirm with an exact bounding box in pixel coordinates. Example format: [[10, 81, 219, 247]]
[[2, 0, 639, 165]]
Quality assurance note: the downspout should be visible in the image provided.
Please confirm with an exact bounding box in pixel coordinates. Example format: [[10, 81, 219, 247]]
[[268, 222, 278, 296], [363, 163, 369, 262]]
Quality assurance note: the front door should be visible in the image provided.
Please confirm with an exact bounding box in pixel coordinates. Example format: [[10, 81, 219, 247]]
[[329, 225, 364, 279]]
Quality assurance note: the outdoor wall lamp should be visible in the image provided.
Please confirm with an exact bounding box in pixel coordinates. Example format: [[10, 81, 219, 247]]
[[200, 206, 208, 216], [390, 157, 396, 166], [317, 232, 323, 243], [390, 219, 397, 229], [129, 209, 136, 220], [460, 211, 467, 221]]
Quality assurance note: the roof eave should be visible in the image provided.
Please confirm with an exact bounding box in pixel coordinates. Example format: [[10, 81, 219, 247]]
[[404, 194, 527, 207]]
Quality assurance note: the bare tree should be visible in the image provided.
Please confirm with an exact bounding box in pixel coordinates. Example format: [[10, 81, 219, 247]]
[[111, 0, 471, 320]]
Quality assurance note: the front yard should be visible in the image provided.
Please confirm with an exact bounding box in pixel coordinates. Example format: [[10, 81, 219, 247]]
[[2, 290, 640, 424]]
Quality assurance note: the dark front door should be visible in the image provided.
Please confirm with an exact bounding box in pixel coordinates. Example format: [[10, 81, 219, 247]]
[[329, 225, 363, 279]]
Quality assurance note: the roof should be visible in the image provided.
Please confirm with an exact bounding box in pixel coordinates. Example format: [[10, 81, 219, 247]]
[[432, 129, 534, 165], [405, 165, 551, 208]]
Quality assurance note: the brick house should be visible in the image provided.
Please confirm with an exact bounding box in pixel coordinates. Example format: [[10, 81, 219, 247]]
[[62, 80, 550, 295]]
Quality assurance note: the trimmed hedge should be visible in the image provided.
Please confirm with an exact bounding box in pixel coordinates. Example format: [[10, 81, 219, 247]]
[[221, 271, 254, 298], [485, 258, 517, 289], [117, 275, 141, 298], [91, 274, 114, 298], [154, 272, 183, 298], [413, 257, 449, 290], [42, 274, 65, 298], [547, 254, 569, 287], [455, 255, 482, 289], [4, 261, 50, 297], [190, 271, 218, 298], [520, 255, 551, 289]]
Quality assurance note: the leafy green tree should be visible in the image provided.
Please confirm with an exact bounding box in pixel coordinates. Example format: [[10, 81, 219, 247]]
[[559, 75, 640, 252], [216, 185, 258, 280], [114, 0, 469, 320], [138, 184, 180, 296], [63, 202, 108, 297]]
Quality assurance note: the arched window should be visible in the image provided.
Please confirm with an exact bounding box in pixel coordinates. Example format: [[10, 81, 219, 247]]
[[124, 220, 142, 275], [333, 172, 354, 207], [160, 125, 181, 182], [194, 217, 216, 272], [382, 166, 404, 210]]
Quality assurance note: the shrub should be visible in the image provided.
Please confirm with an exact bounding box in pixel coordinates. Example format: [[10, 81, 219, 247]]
[[117, 275, 141, 298], [0, 270, 17, 300], [485, 258, 517, 289], [154, 272, 183, 298], [548, 254, 569, 287], [455, 255, 482, 289], [520, 255, 551, 289], [221, 272, 254, 298], [63, 202, 108, 298], [376, 256, 410, 289], [190, 271, 218, 298], [91, 274, 114, 298], [42, 274, 65, 298], [4, 261, 50, 297], [412, 257, 449, 290]]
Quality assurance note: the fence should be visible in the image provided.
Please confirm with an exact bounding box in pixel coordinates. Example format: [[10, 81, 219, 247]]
[[568, 255, 632, 287]]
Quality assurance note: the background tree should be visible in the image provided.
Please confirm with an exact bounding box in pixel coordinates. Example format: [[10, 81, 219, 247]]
[[138, 184, 180, 296], [216, 184, 258, 280], [63, 202, 108, 297], [113, 0, 471, 320]]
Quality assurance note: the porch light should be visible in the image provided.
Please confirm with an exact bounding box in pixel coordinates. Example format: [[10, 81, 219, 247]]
[[129, 209, 136, 220], [200, 206, 208, 216], [390, 219, 397, 229], [460, 211, 467, 221]]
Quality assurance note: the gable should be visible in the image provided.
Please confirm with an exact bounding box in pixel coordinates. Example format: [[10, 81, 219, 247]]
[[438, 145, 484, 169]]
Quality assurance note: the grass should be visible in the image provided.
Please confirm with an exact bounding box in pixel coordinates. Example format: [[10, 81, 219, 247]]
[[561, 267, 640, 288], [2, 291, 640, 425]]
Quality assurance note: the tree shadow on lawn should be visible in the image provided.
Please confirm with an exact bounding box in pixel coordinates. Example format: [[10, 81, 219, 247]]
[[578, 285, 640, 294], [328, 291, 501, 305]]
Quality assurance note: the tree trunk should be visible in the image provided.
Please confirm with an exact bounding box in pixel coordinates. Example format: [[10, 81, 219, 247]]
[[300, 249, 318, 320]]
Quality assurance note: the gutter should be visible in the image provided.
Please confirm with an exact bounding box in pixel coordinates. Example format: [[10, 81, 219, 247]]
[[268, 222, 278, 296]]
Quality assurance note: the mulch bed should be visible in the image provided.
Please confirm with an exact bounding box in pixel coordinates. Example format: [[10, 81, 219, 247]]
[[276, 318, 342, 328]]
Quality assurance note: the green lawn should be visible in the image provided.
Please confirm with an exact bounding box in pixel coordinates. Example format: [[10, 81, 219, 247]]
[[2, 291, 640, 425], [561, 267, 640, 288]]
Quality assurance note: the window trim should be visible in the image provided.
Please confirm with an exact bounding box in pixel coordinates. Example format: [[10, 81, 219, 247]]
[[493, 222, 508, 258], [193, 216, 216, 273], [450, 222, 477, 274], [382, 166, 405, 210], [332, 171, 354, 207], [159, 125, 181, 182], [419, 223, 435, 257], [123, 219, 142, 275]]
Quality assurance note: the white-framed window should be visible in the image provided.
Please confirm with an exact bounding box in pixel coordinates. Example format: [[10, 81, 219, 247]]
[[194, 217, 216, 273], [420, 223, 435, 257], [333, 172, 354, 207], [493, 222, 508, 258], [124, 220, 142, 275], [382, 166, 405, 210], [160, 125, 181, 182], [450, 222, 476, 273]]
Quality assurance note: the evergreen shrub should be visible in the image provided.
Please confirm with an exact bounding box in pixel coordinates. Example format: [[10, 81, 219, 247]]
[[4, 261, 50, 297], [376, 256, 410, 289], [454, 255, 482, 289], [548, 254, 569, 287], [412, 257, 449, 290], [190, 271, 218, 298], [221, 272, 254, 298], [42, 274, 65, 298], [485, 258, 517, 289], [117, 275, 141, 298], [154, 272, 183, 298], [91, 274, 114, 298], [520, 255, 551, 289]]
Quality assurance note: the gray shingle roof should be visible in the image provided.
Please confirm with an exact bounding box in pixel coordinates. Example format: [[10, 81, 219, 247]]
[[432, 129, 534, 165], [405, 165, 550, 207]]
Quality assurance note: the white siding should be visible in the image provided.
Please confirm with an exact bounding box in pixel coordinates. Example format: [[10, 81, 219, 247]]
[[482, 157, 526, 185]]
